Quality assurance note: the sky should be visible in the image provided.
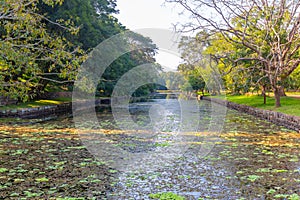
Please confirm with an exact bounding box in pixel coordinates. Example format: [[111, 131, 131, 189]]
[[114, 0, 190, 70], [115, 0, 185, 30]]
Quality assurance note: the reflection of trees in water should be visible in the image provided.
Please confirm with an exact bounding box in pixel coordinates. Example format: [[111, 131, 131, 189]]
[[166, 93, 178, 99]]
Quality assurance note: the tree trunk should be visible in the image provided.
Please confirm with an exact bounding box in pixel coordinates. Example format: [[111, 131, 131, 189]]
[[274, 88, 281, 107], [262, 85, 266, 105], [279, 86, 286, 96]]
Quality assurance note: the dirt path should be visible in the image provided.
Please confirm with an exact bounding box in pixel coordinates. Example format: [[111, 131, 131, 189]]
[[288, 94, 300, 99]]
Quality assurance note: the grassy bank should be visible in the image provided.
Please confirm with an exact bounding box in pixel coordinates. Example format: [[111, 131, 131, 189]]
[[213, 95, 300, 117], [0, 97, 72, 111]]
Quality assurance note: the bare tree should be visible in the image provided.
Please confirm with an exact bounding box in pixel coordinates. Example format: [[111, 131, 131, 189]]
[[167, 0, 300, 107]]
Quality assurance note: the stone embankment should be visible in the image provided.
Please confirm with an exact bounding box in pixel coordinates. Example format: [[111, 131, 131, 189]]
[[0, 95, 144, 119], [203, 96, 300, 132], [0, 103, 72, 119], [0, 98, 112, 119]]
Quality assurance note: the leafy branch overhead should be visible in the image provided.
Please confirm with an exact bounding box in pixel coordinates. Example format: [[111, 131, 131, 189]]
[[0, 0, 160, 101], [0, 0, 86, 101]]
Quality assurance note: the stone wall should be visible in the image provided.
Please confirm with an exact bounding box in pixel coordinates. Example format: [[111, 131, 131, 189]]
[[203, 97, 300, 132], [0, 98, 111, 119], [0, 96, 18, 106], [0, 92, 72, 106], [0, 102, 72, 119]]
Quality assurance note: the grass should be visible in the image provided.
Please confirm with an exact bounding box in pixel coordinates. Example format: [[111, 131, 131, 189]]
[[0, 97, 72, 111], [213, 94, 300, 117]]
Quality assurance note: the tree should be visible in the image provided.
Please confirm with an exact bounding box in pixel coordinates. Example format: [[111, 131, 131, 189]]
[[178, 36, 221, 95], [203, 32, 271, 101], [287, 66, 300, 90], [42, 0, 160, 98], [177, 63, 206, 94], [162, 71, 185, 90], [97, 31, 160, 97], [166, 0, 300, 107], [36, 0, 124, 97], [39, 0, 123, 51], [0, 0, 84, 101]]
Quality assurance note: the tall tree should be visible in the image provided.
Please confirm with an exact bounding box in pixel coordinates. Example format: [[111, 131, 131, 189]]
[[97, 31, 159, 97], [203, 32, 270, 99], [161, 71, 185, 90], [178, 36, 221, 95], [39, 0, 123, 51], [166, 0, 300, 107], [42, 0, 160, 98], [35, 0, 124, 96], [0, 0, 84, 101]]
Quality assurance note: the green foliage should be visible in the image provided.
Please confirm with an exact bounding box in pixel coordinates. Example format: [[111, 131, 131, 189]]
[[174, 0, 300, 107], [178, 36, 223, 95], [24, 191, 43, 198], [246, 175, 261, 182], [149, 192, 185, 200], [95, 32, 159, 97], [216, 94, 300, 116], [1, 0, 159, 101], [0, 168, 8, 173], [0, 0, 85, 101], [35, 177, 49, 182], [289, 194, 300, 200], [38, 0, 125, 97], [42, 1, 159, 98], [287, 66, 300, 90], [162, 71, 185, 90], [40, 0, 122, 51], [203, 32, 269, 95], [267, 189, 276, 194], [0, 98, 71, 111], [186, 72, 206, 92]]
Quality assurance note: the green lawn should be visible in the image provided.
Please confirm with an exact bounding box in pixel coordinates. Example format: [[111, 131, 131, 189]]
[[214, 95, 300, 117], [0, 97, 72, 111]]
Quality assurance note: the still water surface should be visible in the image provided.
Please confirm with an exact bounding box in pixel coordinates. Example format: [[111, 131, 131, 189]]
[[0, 98, 299, 199]]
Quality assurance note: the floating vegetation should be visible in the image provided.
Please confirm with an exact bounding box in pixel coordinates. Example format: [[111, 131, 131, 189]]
[[149, 192, 185, 200], [0, 101, 299, 199]]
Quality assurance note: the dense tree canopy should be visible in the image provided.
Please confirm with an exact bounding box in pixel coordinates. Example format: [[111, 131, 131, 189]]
[[161, 71, 185, 91], [39, 0, 123, 50], [97, 32, 160, 97], [0, 0, 159, 101], [0, 0, 84, 101], [178, 36, 221, 95]]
